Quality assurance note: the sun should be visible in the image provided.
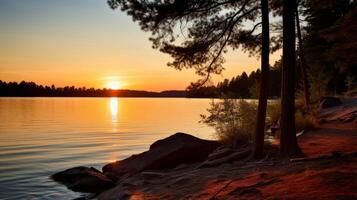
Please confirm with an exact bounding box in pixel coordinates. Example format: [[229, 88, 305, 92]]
[[107, 81, 123, 90]]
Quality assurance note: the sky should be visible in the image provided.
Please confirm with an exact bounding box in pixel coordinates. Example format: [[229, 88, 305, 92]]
[[0, 0, 281, 91]]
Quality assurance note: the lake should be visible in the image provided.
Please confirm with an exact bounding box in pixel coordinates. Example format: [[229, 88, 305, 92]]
[[0, 97, 215, 199]]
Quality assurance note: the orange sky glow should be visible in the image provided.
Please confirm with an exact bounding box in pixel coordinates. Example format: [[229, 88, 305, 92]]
[[0, 0, 281, 92]]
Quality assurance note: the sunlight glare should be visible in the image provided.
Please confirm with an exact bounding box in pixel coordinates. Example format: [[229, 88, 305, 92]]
[[107, 81, 122, 90], [110, 98, 119, 124]]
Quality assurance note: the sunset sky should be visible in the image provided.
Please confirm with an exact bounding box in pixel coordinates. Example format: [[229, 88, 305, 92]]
[[0, 0, 281, 91]]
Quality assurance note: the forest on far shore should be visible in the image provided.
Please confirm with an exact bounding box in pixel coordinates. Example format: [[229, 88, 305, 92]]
[[0, 80, 186, 98]]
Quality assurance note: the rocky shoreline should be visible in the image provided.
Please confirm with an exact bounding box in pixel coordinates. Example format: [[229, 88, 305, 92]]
[[53, 132, 276, 199], [52, 98, 357, 200], [52, 133, 238, 198]]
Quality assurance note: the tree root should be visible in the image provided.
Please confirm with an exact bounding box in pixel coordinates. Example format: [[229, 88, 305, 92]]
[[198, 148, 251, 168]]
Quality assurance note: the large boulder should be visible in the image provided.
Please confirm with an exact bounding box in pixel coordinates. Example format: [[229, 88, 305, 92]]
[[319, 97, 342, 109], [51, 166, 115, 193], [102, 132, 220, 177]]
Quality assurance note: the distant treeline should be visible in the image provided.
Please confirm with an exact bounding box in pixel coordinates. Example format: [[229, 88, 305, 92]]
[[187, 66, 282, 99], [0, 80, 186, 98], [187, 59, 356, 99], [2, 75, 280, 99], [2, 58, 354, 98]]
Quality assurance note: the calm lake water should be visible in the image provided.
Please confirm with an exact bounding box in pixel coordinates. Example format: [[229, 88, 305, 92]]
[[0, 97, 214, 199]]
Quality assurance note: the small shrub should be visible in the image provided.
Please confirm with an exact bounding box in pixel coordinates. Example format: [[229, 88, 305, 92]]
[[267, 100, 281, 125], [266, 101, 281, 138], [200, 99, 257, 144], [295, 111, 316, 132], [267, 100, 317, 136]]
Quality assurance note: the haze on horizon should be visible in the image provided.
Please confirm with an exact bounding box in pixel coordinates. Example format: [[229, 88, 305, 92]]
[[0, 0, 281, 91]]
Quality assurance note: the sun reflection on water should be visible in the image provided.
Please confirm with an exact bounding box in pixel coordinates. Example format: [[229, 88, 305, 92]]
[[109, 98, 119, 129]]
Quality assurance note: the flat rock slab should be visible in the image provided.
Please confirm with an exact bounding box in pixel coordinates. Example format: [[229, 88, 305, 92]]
[[319, 97, 342, 109], [102, 132, 220, 177], [318, 98, 357, 127], [51, 166, 115, 193]]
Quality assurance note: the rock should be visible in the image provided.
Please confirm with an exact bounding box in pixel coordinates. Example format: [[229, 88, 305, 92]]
[[140, 171, 167, 181], [51, 166, 115, 193], [104, 171, 119, 182], [96, 185, 131, 200], [72, 197, 87, 200], [319, 97, 342, 109], [207, 146, 234, 161], [198, 148, 251, 168], [102, 132, 220, 177]]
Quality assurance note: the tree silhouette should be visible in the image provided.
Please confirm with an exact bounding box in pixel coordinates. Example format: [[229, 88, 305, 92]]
[[108, 0, 275, 157], [187, 67, 280, 98], [253, 0, 270, 158], [295, 1, 310, 110], [270, 0, 311, 110], [108, 0, 262, 85], [280, 0, 303, 158], [303, 0, 356, 96]]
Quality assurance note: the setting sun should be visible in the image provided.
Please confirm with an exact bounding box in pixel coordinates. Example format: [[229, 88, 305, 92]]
[[107, 81, 123, 90]]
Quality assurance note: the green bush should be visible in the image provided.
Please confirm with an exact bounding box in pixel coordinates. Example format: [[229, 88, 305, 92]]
[[201, 98, 317, 143], [267, 100, 316, 136], [200, 99, 257, 144]]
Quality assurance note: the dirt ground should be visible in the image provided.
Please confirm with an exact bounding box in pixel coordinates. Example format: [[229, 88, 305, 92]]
[[97, 126, 357, 200], [98, 99, 357, 200]]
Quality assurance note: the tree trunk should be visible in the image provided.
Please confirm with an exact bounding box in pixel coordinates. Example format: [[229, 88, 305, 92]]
[[295, 5, 310, 110], [280, 0, 303, 158], [253, 0, 270, 159]]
